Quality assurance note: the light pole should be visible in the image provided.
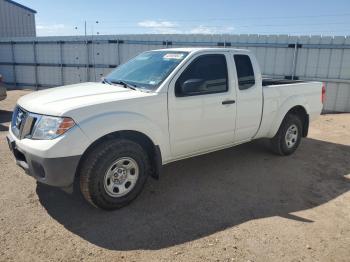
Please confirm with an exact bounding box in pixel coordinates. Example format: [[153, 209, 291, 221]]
[[91, 20, 99, 81], [73, 26, 82, 82]]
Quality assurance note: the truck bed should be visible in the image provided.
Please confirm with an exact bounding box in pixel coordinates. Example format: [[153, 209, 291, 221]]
[[256, 80, 323, 139]]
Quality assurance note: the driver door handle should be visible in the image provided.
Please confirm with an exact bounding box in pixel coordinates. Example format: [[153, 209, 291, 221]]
[[222, 100, 235, 105]]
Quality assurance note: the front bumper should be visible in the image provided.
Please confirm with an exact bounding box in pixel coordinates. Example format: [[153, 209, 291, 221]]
[[6, 134, 81, 187]]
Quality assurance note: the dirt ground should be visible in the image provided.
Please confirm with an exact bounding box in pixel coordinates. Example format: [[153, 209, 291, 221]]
[[0, 90, 350, 262]]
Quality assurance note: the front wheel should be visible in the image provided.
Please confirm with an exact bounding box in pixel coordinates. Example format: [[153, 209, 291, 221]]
[[79, 139, 150, 210], [270, 114, 303, 156]]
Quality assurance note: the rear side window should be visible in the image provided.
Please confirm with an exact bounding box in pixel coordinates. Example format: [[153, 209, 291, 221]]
[[175, 54, 228, 96], [234, 55, 255, 90]]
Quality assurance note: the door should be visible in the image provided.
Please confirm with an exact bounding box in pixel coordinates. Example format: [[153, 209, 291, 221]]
[[168, 53, 237, 158], [232, 53, 263, 142]]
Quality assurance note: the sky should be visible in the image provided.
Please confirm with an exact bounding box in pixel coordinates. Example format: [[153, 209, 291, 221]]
[[17, 0, 350, 37]]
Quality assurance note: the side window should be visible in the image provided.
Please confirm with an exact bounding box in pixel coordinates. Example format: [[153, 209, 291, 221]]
[[175, 54, 228, 97], [234, 55, 255, 90]]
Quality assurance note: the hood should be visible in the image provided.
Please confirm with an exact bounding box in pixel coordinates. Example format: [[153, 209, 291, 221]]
[[17, 82, 152, 116]]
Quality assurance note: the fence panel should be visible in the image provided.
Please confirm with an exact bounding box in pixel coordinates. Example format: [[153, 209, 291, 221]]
[[0, 34, 349, 112]]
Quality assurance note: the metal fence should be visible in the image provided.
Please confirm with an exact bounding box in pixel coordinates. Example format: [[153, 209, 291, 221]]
[[0, 34, 350, 112]]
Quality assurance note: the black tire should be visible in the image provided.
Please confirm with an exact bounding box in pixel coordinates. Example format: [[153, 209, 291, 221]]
[[79, 138, 150, 210], [270, 114, 303, 156]]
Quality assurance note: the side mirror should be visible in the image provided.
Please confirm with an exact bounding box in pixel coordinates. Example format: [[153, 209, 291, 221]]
[[181, 79, 204, 95]]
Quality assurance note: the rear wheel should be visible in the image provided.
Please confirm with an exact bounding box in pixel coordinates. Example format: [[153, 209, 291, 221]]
[[79, 139, 150, 210], [270, 114, 303, 156]]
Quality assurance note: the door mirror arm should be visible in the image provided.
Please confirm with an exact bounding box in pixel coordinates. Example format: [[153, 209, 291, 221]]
[[180, 79, 204, 95]]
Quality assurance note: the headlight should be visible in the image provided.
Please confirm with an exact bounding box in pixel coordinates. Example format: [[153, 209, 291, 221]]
[[32, 116, 75, 140]]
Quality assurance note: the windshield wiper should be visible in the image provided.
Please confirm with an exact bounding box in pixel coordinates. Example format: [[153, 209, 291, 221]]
[[102, 79, 150, 92], [102, 78, 112, 85], [110, 80, 137, 90]]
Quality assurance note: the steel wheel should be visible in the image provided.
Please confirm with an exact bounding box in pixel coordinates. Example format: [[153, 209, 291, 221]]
[[285, 124, 298, 148], [103, 157, 139, 197]]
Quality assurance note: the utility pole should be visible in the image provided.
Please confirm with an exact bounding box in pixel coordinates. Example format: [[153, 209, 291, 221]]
[[84, 20, 89, 82]]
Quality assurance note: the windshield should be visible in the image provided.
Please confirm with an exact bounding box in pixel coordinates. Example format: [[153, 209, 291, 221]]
[[104, 51, 188, 91]]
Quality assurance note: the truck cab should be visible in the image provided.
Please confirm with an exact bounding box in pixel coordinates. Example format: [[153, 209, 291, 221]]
[[166, 48, 263, 158]]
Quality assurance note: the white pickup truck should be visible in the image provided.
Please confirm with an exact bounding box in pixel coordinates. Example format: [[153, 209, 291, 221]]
[[7, 48, 324, 210]]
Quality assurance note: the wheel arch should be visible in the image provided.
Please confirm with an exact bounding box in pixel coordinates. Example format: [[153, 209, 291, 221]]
[[269, 103, 310, 138], [76, 130, 162, 180], [286, 105, 309, 137]]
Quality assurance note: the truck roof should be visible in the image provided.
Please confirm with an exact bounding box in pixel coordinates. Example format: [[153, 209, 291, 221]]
[[153, 47, 251, 54]]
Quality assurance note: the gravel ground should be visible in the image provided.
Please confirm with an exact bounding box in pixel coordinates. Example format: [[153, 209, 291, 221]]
[[0, 90, 350, 262]]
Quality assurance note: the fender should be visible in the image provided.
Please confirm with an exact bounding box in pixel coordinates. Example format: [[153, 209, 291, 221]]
[[77, 111, 170, 163], [267, 95, 310, 138]]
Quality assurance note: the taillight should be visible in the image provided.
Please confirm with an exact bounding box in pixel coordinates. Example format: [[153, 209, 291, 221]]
[[321, 83, 326, 104]]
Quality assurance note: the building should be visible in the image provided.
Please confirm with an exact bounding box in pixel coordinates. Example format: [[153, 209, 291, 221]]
[[0, 0, 36, 37]]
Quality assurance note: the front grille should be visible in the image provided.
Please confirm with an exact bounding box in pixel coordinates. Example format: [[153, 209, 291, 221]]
[[11, 106, 27, 138], [11, 106, 38, 139]]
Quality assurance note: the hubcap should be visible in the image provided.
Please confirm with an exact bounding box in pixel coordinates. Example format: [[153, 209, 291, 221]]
[[104, 157, 139, 197], [285, 124, 298, 148]]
